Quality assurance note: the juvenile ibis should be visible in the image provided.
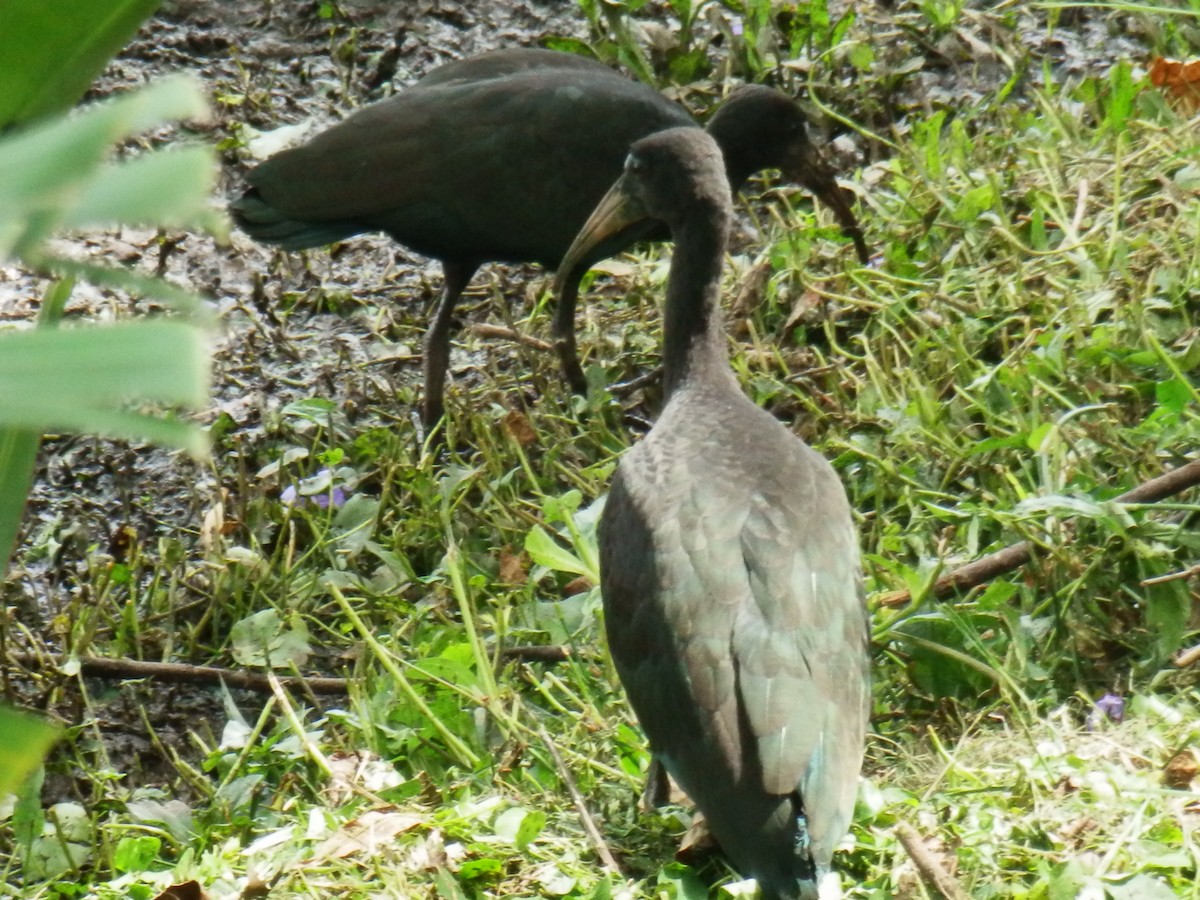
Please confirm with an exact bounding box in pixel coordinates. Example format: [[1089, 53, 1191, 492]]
[[556, 127, 870, 899], [231, 48, 867, 428]]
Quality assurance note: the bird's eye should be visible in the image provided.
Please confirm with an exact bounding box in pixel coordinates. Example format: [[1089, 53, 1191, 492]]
[[625, 153, 644, 174]]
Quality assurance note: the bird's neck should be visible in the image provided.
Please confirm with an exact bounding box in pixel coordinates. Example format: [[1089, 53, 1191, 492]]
[[706, 120, 755, 194], [662, 213, 734, 398]]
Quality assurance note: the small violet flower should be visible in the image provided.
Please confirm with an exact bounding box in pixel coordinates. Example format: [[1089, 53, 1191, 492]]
[[1086, 693, 1125, 731], [281, 469, 350, 510]]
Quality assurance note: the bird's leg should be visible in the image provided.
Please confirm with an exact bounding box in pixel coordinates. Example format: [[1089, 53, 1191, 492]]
[[422, 261, 479, 429], [639, 754, 671, 812], [551, 264, 589, 395]]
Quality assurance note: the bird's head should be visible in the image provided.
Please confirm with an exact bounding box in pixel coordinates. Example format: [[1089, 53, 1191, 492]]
[[707, 85, 869, 264], [554, 127, 731, 296]]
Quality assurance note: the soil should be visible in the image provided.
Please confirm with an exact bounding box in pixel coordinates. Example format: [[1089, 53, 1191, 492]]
[[0, 0, 1157, 807]]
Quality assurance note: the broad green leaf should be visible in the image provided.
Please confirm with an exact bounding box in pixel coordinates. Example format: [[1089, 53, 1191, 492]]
[[0, 278, 70, 569], [331, 495, 380, 557], [0, 320, 208, 456], [111, 835, 161, 874], [0, 76, 209, 258], [42, 258, 208, 314], [525, 524, 590, 578], [0, 707, 61, 795], [0, 0, 162, 127], [0, 424, 40, 569], [64, 146, 217, 231], [230, 609, 312, 669], [1108, 874, 1177, 900]]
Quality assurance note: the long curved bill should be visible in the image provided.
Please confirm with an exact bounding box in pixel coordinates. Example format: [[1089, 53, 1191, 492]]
[[783, 146, 870, 266], [554, 173, 648, 298]]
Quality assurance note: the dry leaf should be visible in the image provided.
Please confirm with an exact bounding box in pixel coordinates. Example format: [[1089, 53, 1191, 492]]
[[503, 408, 538, 447], [1149, 56, 1200, 112], [200, 494, 225, 557], [675, 811, 717, 863], [1163, 749, 1199, 789], [311, 808, 424, 861], [152, 882, 206, 900], [563, 575, 591, 596], [729, 256, 773, 321], [781, 287, 824, 335], [324, 750, 405, 806], [498, 546, 527, 585]]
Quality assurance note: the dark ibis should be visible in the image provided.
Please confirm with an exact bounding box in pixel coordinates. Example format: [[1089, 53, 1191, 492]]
[[556, 128, 869, 900], [231, 49, 868, 428]]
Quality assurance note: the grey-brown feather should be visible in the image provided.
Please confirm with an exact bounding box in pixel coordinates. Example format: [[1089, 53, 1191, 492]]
[[554, 123, 867, 900], [600, 352, 869, 899]]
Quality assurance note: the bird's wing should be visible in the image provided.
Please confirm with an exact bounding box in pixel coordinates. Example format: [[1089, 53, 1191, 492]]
[[247, 71, 690, 263], [730, 439, 869, 845]]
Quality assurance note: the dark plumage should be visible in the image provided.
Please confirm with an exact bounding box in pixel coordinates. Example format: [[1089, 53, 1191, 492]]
[[231, 49, 867, 428], [556, 128, 869, 899]]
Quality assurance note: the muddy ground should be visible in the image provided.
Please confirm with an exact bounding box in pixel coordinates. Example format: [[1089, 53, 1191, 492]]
[[0, 0, 1157, 801]]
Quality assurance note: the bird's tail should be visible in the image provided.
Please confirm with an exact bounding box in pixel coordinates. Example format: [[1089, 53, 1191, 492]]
[[229, 189, 360, 250]]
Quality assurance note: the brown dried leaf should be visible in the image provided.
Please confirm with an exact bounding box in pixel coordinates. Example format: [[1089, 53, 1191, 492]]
[[1149, 56, 1200, 112], [729, 256, 773, 322], [503, 408, 538, 447], [498, 546, 527, 585], [152, 882, 206, 900], [312, 808, 425, 861], [1163, 749, 1199, 789], [563, 575, 591, 596], [675, 811, 717, 863], [781, 288, 824, 335]]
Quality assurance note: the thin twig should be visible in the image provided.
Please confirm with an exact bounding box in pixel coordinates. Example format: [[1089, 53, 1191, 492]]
[[469, 323, 554, 352], [7, 652, 350, 694], [1175, 643, 1200, 669], [537, 724, 624, 876], [610, 366, 663, 396], [878, 458, 1200, 608], [895, 822, 969, 900], [1141, 564, 1200, 586]]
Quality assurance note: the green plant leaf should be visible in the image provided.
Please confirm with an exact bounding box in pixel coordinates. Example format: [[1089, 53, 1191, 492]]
[[64, 146, 217, 231], [525, 524, 590, 577], [0, 320, 209, 456], [230, 609, 312, 669], [0, 707, 61, 795], [0, 277, 70, 569], [43, 258, 209, 314], [0, 75, 209, 258], [0, 0, 162, 127]]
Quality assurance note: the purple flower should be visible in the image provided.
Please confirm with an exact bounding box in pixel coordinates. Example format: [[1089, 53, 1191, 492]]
[[311, 486, 347, 509], [281, 469, 349, 510], [1086, 693, 1125, 730]]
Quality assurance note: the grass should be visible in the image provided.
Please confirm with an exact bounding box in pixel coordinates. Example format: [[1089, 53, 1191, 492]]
[[2, 0, 1200, 898]]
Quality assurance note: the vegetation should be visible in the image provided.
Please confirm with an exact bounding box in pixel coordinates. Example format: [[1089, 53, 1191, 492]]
[[2, 1, 1198, 898], [0, 0, 217, 858]]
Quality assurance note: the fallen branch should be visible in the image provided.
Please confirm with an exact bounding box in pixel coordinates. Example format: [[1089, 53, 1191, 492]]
[[895, 822, 969, 900], [5, 644, 574, 695], [610, 365, 663, 396], [7, 652, 350, 694], [878, 458, 1200, 608]]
